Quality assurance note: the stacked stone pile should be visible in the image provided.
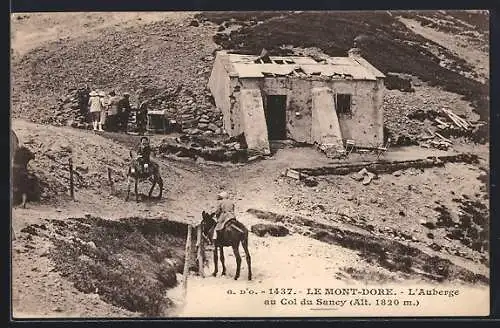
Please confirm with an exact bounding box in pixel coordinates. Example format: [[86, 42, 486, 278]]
[[157, 134, 251, 163], [53, 87, 92, 129]]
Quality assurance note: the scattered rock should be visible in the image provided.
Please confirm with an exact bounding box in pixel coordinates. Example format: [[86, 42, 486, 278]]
[[303, 176, 318, 187], [313, 204, 326, 211], [351, 168, 376, 185], [251, 224, 290, 237], [429, 243, 442, 251], [53, 306, 64, 312]]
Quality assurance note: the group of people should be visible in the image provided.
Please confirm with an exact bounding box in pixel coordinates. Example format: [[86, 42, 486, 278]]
[[88, 90, 134, 132]]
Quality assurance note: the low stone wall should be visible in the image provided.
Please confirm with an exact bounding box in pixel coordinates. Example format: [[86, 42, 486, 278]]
[[157, 134, 251, 163], [292, 153, 479, 176]]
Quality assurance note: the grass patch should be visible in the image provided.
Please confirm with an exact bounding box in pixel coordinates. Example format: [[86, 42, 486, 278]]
[[46, 216, 187, 316]]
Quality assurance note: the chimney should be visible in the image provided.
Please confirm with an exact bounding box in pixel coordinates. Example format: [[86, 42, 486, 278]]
[[256, 48, 272, 63], [348, 47, 362, 58]]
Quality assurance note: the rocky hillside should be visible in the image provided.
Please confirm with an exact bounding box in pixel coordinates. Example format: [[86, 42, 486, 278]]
[[11, 13, 224, 135]]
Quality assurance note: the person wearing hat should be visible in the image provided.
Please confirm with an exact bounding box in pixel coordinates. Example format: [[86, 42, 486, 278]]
[[118, 93, 132, 132], [88, 90, 104, 131], [107, 91, 121, 132], [211, 191, 236, 242], [98, 91, 108, 131]]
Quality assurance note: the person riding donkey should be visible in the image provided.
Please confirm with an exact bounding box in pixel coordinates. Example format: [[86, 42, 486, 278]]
[[210, 191, 237, 243], [136, 136, 152, 175]]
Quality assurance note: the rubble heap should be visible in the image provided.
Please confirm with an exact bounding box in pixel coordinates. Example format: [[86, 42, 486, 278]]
[[417, 108, 486, 150], [157, 133, 258, 163], [135, 86, 224, 135], [53, 87, 92, 129], [383, 83, 487, 147]]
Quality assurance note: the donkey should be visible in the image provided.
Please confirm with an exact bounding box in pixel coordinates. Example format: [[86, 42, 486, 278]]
[[126, 151, 163, 202], [200, 211, 252, 280]]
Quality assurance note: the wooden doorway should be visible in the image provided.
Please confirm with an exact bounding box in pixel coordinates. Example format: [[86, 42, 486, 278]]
[[265, 95, 287, 140]]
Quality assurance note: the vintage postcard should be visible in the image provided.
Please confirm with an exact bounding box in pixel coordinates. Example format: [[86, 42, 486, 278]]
[[10, 10, 490, 318]]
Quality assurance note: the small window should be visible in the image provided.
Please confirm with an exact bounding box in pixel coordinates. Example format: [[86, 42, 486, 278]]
[[285, 60, 295, 64], [336, 94, 352, 116], [273, 59, 284, 64]]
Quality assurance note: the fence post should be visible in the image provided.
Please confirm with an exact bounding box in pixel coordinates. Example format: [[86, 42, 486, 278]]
[[196, 225, 205, 278], [107, 167, 113, 185], [107, 167, 115, 193], [68, 158, 74, 200], [182, 225, 193, 296]]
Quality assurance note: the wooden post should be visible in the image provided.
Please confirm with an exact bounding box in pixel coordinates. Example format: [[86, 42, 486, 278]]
[[196, 225, 205, 278], [182, 225, 193, 296], [107, 167, 115, 193], [107, 167, 113, 186], [68, 158, 74, 200]]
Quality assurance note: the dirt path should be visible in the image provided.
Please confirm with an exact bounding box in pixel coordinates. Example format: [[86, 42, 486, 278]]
[[167, 212, 404, 317]]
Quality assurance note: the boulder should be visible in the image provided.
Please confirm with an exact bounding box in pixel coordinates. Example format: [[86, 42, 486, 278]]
[[251, 224, 290, 237], [207, 123, 218, 132]]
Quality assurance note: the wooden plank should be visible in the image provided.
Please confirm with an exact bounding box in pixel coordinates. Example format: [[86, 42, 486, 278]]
[[445, 112, 465, 128], [443, 109, 470, 129], [435, 118, 450, 127], [448, 113, 467, 129], [286, 169, 301, 180], [182, 225, 193, 296], [450, 113, 470, 128], [435, 132, 453, 144], [68, 158, 74, 200], [196, 225, 205, 278]]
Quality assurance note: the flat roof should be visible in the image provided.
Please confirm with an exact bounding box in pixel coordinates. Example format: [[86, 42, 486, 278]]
[[218, 51, 385, 80]]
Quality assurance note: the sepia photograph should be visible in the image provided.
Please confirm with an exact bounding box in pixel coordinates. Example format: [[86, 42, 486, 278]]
[[10, 10, 490, 318]]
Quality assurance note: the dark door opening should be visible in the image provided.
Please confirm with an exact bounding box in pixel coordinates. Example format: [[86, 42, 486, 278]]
[[265, 95, 287, 140]]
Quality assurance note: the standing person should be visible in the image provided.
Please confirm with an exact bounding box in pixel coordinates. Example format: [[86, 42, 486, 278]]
[[118, 93, 132, 132], [77, 84, 90, 122], [88, 90, 103, 131], [136, 100, 148, 135], [107, 91, 121, 132], [98, 91, 108, 131]]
